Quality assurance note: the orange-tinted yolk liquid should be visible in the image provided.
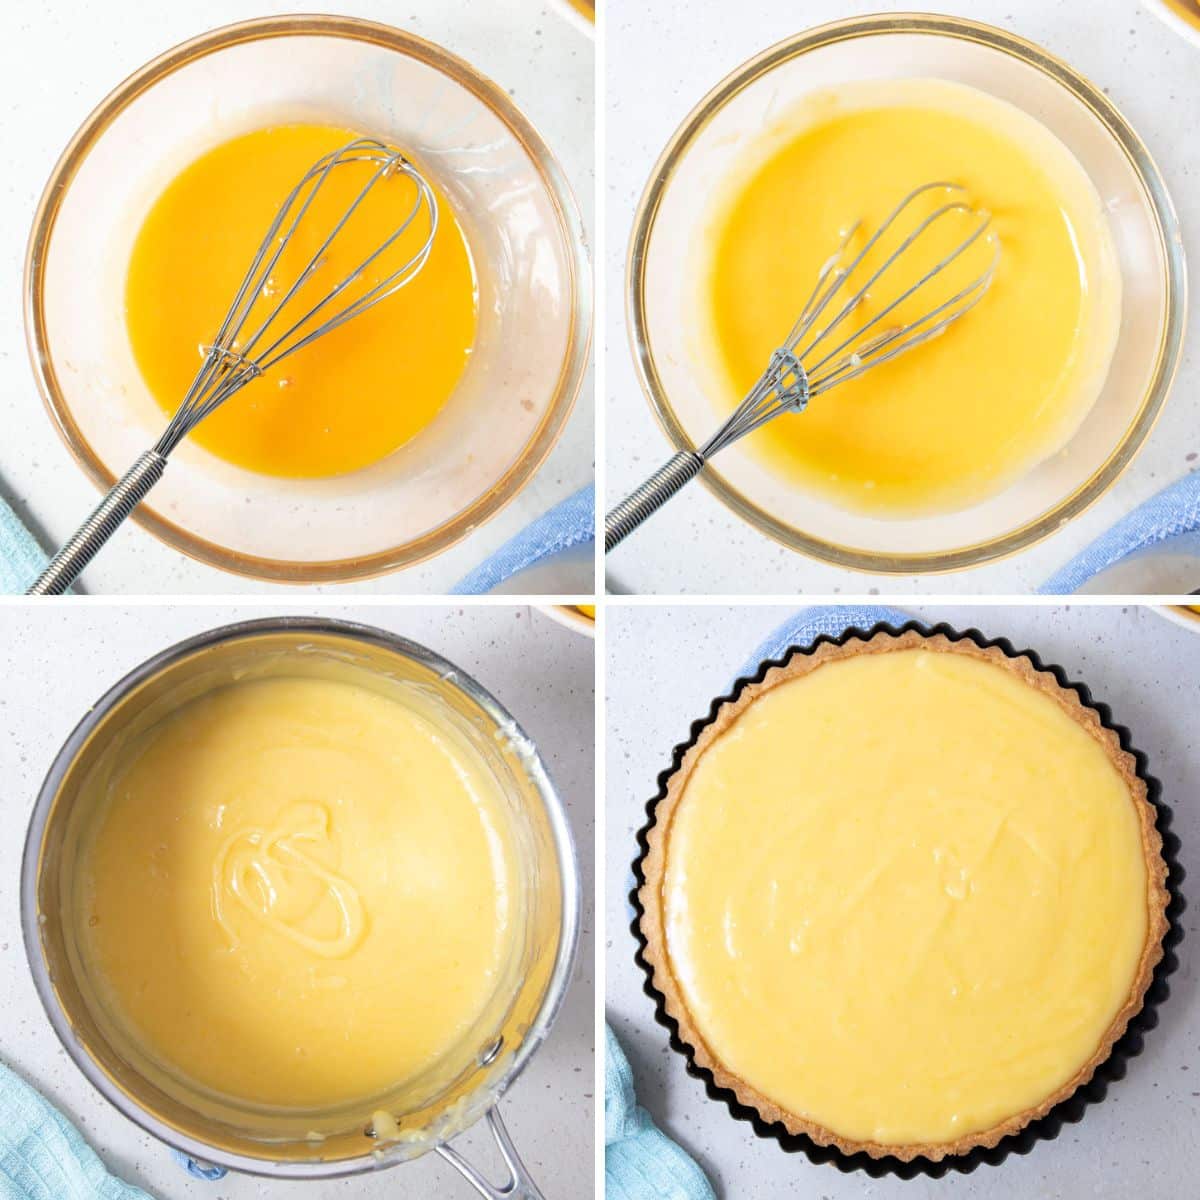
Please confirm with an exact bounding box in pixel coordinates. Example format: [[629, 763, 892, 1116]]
[[125, 124, 477, 478]]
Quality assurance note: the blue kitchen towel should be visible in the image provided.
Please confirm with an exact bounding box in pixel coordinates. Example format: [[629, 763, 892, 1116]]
[[0, 1062, 152, 1199], [736, 603, 913, 681], [451, 484, 594, 594], [605, 1025, 715, 1200], [1040, 471, 1200, 594], [0, 497, 47, 595]]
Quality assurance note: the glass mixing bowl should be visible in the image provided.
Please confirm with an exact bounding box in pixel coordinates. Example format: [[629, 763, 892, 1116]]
[[627, 13, 1186, 573], [22, 618, 579, 1183], [26, 15, 591, 583]]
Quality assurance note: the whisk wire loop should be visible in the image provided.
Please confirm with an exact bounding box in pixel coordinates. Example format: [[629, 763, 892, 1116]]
[[31, 137, 440, 592], [604, 180, 1001, 553], [151, 137, 436, 459]]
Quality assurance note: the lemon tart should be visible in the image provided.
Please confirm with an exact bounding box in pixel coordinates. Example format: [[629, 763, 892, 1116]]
[[638, 629, 1170, 1162]]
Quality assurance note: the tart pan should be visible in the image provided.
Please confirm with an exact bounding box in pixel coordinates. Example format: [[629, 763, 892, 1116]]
[[631, 619, 1185, 1178]]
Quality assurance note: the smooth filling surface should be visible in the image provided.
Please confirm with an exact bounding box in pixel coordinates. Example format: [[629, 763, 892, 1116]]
[[662, 650, 1148, 1146], [125, 123, 478, 478], [75, 675, 513, 1110], [703, 80, 1120, 517]]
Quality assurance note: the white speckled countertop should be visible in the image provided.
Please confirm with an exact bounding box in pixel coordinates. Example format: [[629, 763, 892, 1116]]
[[0, 603, 594, 1198], [606, 602, 1198, 1197], [0, 0, 593, 595], [604, 0, 1199, 595]]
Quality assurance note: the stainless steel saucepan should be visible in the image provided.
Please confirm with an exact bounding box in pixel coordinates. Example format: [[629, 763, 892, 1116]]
[[22, 616, 580, 1197]]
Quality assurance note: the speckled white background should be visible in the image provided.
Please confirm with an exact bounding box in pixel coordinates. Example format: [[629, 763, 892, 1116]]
[[0, 0, 593, 595], [604, 0, 1199, 595], [606, 602, 1199, 1197], [0, 603, 594, 1198]]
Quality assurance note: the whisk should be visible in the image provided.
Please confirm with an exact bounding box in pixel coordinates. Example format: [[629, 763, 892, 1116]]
[[604, 181, 999, 552], [27, 138, 438, 595]]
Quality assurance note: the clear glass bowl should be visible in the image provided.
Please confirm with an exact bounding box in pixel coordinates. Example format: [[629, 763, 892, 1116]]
[[26, 15, 591, 583], [627, 13, 1186, 573]]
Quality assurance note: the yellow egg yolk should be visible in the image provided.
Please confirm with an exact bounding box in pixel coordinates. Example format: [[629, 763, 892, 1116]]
[[125, 123, 477, 478]]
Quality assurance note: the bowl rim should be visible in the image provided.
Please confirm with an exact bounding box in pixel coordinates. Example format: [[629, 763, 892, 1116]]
[[24, 13, 593, 585], [1143, 0, 1200, 51], [1155, 603, 1200, 634], [20, 615, 582, 1178], [539, 603, 597, 637], [624, 11, 1188, 575]]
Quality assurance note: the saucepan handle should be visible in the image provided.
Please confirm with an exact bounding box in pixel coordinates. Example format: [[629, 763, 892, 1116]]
[[436, 1106, 547, 1199]]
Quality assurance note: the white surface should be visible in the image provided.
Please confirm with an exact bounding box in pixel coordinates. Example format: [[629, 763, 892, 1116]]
[[606, 603, 1199, 1197], [0, 603, 595, 1199], [0, 0, 594, 595], [604, 0, 1200, 595]]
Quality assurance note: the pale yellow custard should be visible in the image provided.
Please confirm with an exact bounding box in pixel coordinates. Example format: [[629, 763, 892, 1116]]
[[645, 642, 1164, 1155], [74, 676, 515, 1111], [702, 79, 1120, 517]]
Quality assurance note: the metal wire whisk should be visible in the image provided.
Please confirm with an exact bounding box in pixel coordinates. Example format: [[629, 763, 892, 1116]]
[[604, 181, 999, 553], [28, 138, 438, 595]]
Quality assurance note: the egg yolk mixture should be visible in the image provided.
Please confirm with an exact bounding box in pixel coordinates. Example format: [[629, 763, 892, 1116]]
[[75, 675, 514, 1110], [704, 80, 1120, 516], [125, 123, 477, 478]]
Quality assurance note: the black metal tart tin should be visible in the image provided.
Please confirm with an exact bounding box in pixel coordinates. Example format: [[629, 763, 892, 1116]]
[[630, 621, 1186, 1179]]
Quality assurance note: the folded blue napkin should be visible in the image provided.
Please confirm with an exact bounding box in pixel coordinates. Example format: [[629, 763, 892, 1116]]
[[0, 497, 47, 596], [451, 484, 594, 594], [605, 1025, 715, 1200], [735, 603, 912, 681], [0, 1063, 151, 1200], [1040, 470, 1200, 594]]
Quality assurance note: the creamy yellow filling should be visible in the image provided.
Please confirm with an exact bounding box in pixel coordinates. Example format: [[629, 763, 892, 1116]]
[[662, 650, 1148, 1146], [75, 675, 514, 1111]]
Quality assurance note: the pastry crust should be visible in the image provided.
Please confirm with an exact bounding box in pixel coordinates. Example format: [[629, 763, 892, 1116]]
[[637, 628, 1171, 1162]]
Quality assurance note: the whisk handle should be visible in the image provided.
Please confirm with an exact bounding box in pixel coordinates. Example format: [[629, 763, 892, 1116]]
[[27, 450, 168, 595], [604, 450, 704, 553]]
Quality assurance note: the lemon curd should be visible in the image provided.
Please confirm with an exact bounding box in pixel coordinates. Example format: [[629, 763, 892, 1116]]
[[74, 675, 514, 1111], [703, 80, 1120, 516], [648, 647, 1155, 1150], [125, 123, 478, 478]]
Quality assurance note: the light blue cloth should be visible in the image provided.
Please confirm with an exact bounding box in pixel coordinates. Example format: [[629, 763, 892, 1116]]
[[605, 1025, 715, 1200], [0, 1063, 152, 1200], [0, 497, 46, 595], [1040, 471, 1200, 594], [736, 603, 912, 681], [451, 484, 594, 594]]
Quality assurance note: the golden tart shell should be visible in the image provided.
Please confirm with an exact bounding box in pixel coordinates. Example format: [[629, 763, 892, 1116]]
[[637, 628, 1171, 1162]]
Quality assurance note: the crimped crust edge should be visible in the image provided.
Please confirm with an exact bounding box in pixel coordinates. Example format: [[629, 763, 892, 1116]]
[[636, 627, 1171, 1163]]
